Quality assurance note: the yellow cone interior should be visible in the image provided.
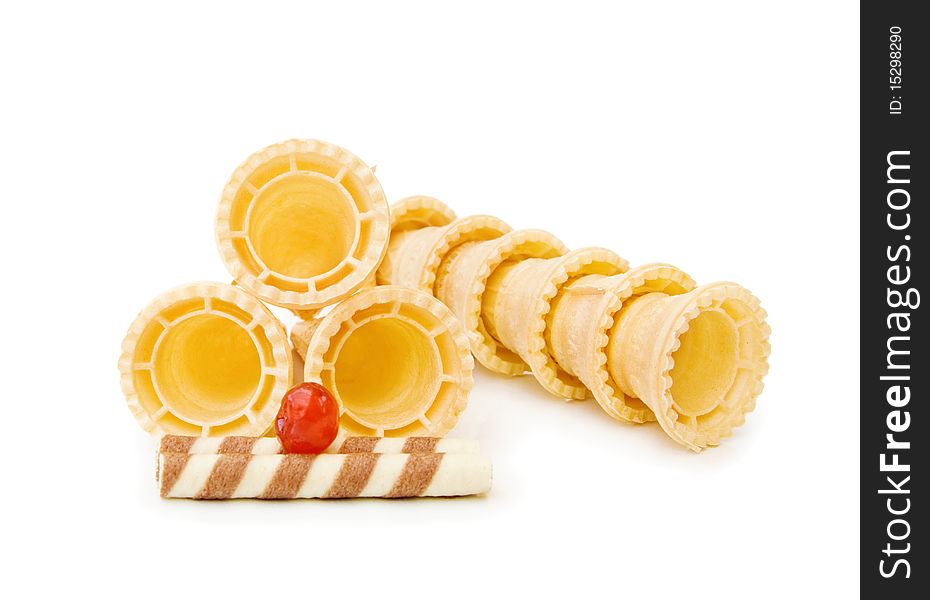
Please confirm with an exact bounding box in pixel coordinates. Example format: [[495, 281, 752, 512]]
[[333, 317, 441, 429], [153, 314, 262, 423], [668, 308, 739, 417], [248, 172, 357, 279]]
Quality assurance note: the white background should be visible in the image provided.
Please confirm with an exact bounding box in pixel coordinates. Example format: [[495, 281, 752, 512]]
[[0, 2, 859, 598]]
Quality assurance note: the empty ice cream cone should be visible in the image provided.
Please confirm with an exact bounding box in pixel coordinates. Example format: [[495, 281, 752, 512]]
[[606, 282, 770, 450], [547, 264, 695, 422], [482, 247, 628, 398], [291, 286, 474, 437], [433, 229, 568, 375], [389, 195, 458, 232], [379, 213, 512, 292], [378, 196, 453, 286], [119, 282, 293, 437], [216, 139, 390, 310]]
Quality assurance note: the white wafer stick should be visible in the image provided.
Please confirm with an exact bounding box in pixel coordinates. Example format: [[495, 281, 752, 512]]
[[159, 452, 492, 499]]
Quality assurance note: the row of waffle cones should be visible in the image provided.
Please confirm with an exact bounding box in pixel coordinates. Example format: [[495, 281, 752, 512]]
[[373, 197, 770, 451], [120, 139, 770, 452]]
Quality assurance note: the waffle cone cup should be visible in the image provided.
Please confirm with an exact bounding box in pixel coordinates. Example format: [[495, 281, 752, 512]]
[[216, 139, 390, 310], [547, 264, 695, 423], [389, 195, 458, 232], [605, 282, 770, 450], [119, 282, 293, 437], [379, 214, 511, 292], [292, 286, 474, 437], [482, 247, 628, 398], [433, 229, 567, 374]]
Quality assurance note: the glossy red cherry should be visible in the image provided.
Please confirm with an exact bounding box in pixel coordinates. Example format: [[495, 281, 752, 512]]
[[275, 382, 340, 454]]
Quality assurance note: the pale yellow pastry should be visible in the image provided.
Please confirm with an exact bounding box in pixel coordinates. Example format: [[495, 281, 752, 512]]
[[378, 198, 769, 450], [433, 230, 568, 374], [606, 281, 770, 450], [547, 264, 696, 422], [482, 247, 628, 397], [389, 195, 458, 232], [376, 196, 460, 287], [291, 286, 473, 437], [119, 282, 293, 437], [379, 214, 512, 292], [216, 139, 390, 310]]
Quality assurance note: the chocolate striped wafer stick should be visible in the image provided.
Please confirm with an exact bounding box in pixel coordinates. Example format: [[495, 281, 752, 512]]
[[159, 435, 479, 456], [158, 452, 492, 499]]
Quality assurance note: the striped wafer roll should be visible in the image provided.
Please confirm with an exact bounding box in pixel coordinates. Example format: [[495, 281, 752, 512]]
[[159, 434, 480, 455], [159, 452, 492, 499]]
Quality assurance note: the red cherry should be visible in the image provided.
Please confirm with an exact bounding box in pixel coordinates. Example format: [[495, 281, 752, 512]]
[[275, 383, 340, 454]]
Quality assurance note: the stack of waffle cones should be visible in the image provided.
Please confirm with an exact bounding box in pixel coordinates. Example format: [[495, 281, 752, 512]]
[[119, 139, 770, 452], [120, 141, 474, 441]]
